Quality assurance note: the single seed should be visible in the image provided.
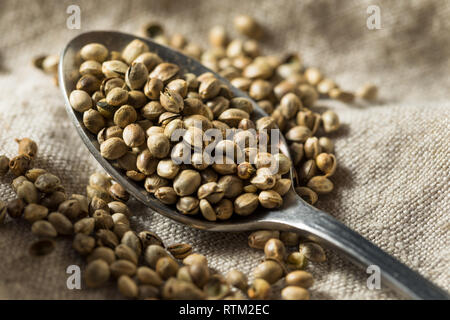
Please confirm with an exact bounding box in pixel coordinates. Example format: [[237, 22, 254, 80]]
[[73, 233, 96, 255], [115, 244, 138, 265], [125, 62, 149, 90], [79, 60, 102, 77], [48, 212, 74, 235], [87, 185, 112, 202], [258, 190, 283, 209], [162, 278, 205, 300], [0, 155, 10, 176], [248, 230, 280, 249], [15, 138, 38, 159], [167, 243, 193, 259], [9, 154, 32, 176], [147, 133, 170, 159], [287, 252, 308, 270], [109, 183, 130, 202], [156, 256, 179, 280], [234, 193, 259, 216], [264, 238, 286, 261], [137, 266, 163, 286], [87, 247, 116, 265], [23, 204, 48, 223], [176, 196, 199, 215], [173, 170, 201, 196], [74, 217, 95, 235], [281, 286, 310, 300], [189, 262, 210, 288], [253, 260, 284, 284], [85, 259, 110, 288], [100, 137, 128, 160], [285, 126, 311, 143], [110, 259, 137, 278], [234, 14, 263, 39], [304, 137, 322, 160], [226, 269, 248, 291], [96, 229, 119, 248], [248, 278, 271, 299], [357, 83, 378, 101], [16, 181, 39, 204], [112, 213, 129, 226], [149, 62, 179, 84], [31, 220, 57, 238], [145, 245, 169, 269], [80, 43, 109, 62], [182, 253, 208, 267], [199, 199, 216, 221], [295, 187, 318, 205], [114, 105, 137, 128], [118, 275, 139, 298], [160, 89, 184, 113], [285, 270, 314, 288], [299, 242, 327, 262], [69, 90, 93, 112], [280, 231, 300, 247], [329, 88, 355, 103], [58, 199, 82, 220], [34, 173, 61, 193], [154, 186, 178, 205], [321, 110, 340, 133], [7, 198, 25, 218], [272, 179, 292, 196], [318, 137, 334, 154], [304, 67, 323, 86], [122, 231, 143, 256], [122, 39, 149, 65], [307, 176, 334, 194], [214, 199, 234, 220], [138, 230, 165, 248], [41, 191, 67, 210], [316, 153, 337, 177]]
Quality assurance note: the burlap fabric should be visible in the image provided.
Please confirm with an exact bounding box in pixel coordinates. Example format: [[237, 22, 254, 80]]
[[0, 0, 448, 299]]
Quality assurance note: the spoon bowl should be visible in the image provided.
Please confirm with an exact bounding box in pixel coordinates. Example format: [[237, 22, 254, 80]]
[[59, 31, 449, 299]]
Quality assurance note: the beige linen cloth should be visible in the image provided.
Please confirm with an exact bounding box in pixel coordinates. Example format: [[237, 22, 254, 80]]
[[0, 0, 448, 299]]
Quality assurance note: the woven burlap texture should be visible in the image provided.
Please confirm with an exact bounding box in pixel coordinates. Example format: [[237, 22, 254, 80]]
[[0, 0, 448, 300]]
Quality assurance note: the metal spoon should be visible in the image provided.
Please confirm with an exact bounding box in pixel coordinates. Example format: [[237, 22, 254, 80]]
[[59, 31, 448, 300]]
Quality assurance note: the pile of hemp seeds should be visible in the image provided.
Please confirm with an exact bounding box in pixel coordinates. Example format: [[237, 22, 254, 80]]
[[1, 139, 317, 299], [2, 14, 380, 300]]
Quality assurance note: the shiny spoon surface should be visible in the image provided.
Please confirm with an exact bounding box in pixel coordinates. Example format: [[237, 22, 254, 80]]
[[59, 31, 448, 300]]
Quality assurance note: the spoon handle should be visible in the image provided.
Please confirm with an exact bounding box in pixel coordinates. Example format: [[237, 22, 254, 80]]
[[268, 192, 449, 300]]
